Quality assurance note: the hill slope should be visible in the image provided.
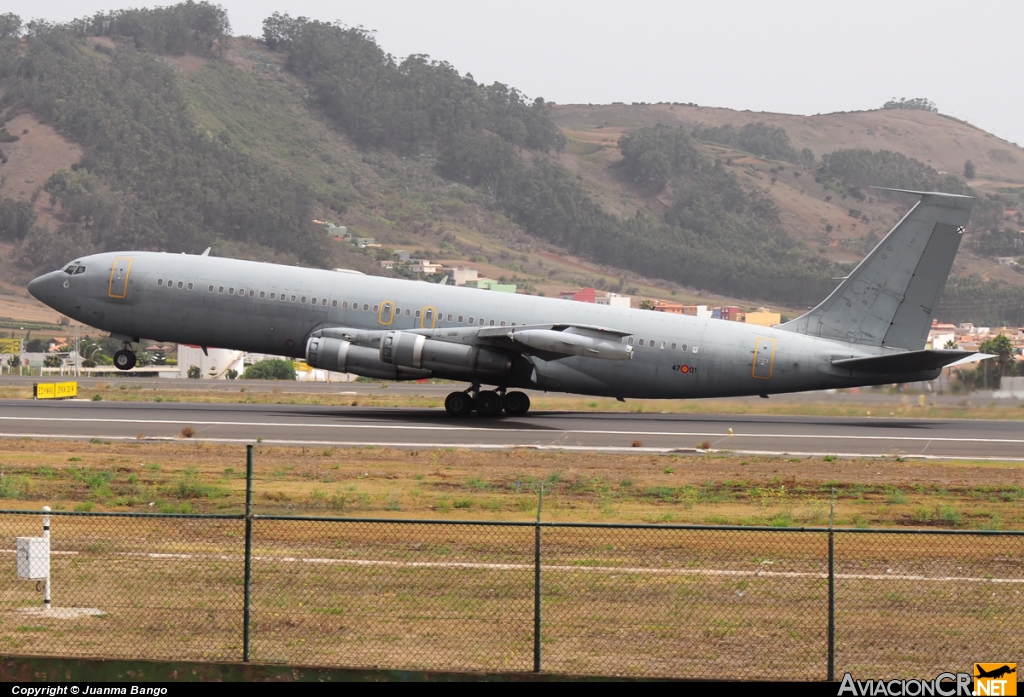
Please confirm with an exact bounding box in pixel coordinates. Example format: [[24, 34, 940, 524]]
[[1, 6, 1022, 327]]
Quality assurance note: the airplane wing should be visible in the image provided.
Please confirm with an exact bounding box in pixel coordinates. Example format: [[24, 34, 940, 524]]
[[831, 349, 993, 373], [311, 323, 633, 362]]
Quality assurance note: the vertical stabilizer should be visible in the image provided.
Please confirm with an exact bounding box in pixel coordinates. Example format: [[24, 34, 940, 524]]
[[779, 190, 974, 350]]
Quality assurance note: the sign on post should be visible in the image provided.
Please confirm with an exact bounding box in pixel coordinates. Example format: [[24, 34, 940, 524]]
[[33, 382, 78, 399], [0, 338, 21, 354]]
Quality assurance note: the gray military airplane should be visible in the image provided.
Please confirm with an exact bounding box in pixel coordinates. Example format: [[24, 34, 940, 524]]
[[27, 189, 989, 417]]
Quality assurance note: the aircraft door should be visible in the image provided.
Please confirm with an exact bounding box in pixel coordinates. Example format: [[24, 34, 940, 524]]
[[752, 337, 776, 379], [379, 301, 394, 325], [108, 257, 133, 299], [421, 306, 436, 329]]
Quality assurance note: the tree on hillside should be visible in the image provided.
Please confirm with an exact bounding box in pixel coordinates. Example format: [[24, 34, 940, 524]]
[[882, 97, 937, 112], [963, 160, 976, 179]]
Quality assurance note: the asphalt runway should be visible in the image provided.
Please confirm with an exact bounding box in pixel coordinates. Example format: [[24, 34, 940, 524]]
[[1, 399, 1022, 460]]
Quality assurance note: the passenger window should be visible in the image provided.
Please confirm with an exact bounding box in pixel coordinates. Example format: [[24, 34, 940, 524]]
[[500, 321, 506, 327], [405, 309, 411, 316], [311, 297, 317, 305], [362, 304, 369, 311], [301, 296, 307, 303], [249, 290, 255, 297], [511, 322, 516, 327], [671, 343, 676, 350], [238, 288, 244, 295], [638, 339, 644, 347], [281, 294, 287, 302], [218, 287, 224, 293], [229, 288, 235, 295], [373, 304, 379, 312], [332, 300, 337, 307], [208, 285, 214, 292], [342, 301, 348, 309], [649, 339, 654, 346], [489, 320, 495, 326], [188, 283, 194, 290], [447, 314, 453, 321], [177, 281, 183, 288], [260, 291, 265, 298], [680, 344, 687, 351], [395, 307, 402, 315], [660, 341, 666, 349], [415, 310, 421, 318], [468, 316, 473, 324], [158, 279, 163, 286], [458, 315, 464, 323], [290, 295, 296, 302], [270, 293, 276, 300], [322, 298, 327, 306]]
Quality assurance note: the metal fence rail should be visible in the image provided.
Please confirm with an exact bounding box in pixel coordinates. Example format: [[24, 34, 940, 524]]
[[0, 448, 1021, 679]]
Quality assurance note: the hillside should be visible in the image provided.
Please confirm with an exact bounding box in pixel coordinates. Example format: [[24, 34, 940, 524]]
[[1, 5, 1023, 331]]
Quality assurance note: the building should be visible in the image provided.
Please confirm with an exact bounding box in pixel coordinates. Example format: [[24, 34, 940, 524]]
[[651, 300, 684, 314], [450, 267, 479, 286], [596, 292, 631, 308], [714, 306, 742, 321], [466, 278, 517, 293], [744, 310, 782, 327], [681, 305, 713, 319], [559, 288, 598, 303], [408, 260, 444, 274]]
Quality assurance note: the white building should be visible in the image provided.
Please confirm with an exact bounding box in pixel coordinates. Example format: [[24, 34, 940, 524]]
[[596, 292, 632, 309], [177, 345, 245, 379]]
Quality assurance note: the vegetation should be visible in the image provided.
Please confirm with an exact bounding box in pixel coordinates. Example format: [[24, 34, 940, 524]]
[[0, 17, 329, 270], [817, 148, 970, 195], [242, 358, 296, 380], [692, 122, 814, 167], [881, 97, 937, 112]]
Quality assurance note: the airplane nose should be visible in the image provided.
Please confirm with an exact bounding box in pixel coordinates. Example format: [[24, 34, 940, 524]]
[[28, 271, 57, 302]]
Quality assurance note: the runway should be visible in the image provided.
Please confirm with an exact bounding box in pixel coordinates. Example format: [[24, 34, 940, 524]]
[[1, 399, 1022, 460]]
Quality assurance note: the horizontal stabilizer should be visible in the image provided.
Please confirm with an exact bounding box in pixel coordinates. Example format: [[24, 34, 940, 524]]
[[832, 350, 992, 373]]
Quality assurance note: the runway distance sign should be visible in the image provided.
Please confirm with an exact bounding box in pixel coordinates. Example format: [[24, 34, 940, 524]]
[[33, 382, 78, 400]]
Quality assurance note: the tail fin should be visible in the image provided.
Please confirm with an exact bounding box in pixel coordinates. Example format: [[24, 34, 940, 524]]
[[779, 189, 974, 350]]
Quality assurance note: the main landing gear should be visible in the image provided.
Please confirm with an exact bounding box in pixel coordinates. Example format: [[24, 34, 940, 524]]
[[113, 344, 137, 371], [444, 385, 531, 418]]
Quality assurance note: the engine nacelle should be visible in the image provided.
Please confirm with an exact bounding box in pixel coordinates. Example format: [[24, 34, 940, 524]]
[[380, 331, 512, 378], [305, 336, 429, 380]]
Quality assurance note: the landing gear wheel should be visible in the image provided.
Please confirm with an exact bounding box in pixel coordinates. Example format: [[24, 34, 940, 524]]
[[474, 390, 504, 418], [444, 391, 474, 417], [113, 349, 137, 371], [503, 391, 531, 416]]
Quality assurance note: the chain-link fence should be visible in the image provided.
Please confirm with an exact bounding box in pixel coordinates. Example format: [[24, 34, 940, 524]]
[[2, 512, 1021, 679], [0, 447, 1021, 679]]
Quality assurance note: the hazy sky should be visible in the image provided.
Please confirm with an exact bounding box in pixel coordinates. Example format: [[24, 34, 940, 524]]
[[22, 0, 1024, 146]]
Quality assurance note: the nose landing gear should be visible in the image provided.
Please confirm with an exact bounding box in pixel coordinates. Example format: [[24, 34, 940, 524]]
[[443, 385, 531, 417], [113, 345, 137, 371]]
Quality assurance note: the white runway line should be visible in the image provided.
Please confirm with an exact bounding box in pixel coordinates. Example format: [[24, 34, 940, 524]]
[[2, 415, 1024, 445], [1, 432, 1024, 461], [2, 548, 1021, 585]]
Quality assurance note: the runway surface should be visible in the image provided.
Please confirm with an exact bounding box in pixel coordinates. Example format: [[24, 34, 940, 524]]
[[1, 399, 1022, 460]]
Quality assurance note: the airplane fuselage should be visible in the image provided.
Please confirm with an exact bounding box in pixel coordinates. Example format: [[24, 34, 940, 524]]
[[27, 251, 940, 399]]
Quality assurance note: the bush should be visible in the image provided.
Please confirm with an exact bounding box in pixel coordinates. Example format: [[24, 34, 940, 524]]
[[186, 365, 201, 379], [242, 359, 297, 380]]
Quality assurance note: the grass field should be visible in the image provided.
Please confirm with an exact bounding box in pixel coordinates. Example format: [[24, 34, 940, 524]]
[[0, 439, 1021, 678]]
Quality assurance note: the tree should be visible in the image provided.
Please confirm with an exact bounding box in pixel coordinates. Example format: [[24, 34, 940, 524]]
[[639, 299, 657, 310], [187, 365, 201, 379], [241, 359, 297, 380], [963, 160, 976, 179], [943, 339, 958, 349], [43, 354, 63, 368]]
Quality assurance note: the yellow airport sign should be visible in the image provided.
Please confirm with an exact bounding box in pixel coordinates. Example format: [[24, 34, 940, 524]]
[[34, 382, 78, 400], [0, 339, 21, 354]]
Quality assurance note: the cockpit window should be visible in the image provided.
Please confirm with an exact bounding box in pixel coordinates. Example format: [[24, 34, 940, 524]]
[[74, 266, 86, 274], [63, 263, 85, 275]]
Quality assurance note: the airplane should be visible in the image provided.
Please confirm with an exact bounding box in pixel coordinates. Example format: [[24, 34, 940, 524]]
[[27, 188, 991, 418]]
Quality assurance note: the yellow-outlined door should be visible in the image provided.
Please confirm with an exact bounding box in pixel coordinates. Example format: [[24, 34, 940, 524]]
[[752, 337, 776, 379], [108, 257, 133, 299], [379, 300, 395, 325], [421, 306, 436, 329]]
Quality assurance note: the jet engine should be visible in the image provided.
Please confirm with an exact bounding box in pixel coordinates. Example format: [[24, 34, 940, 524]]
[[379, 331, 512, 379], [305, 336, 429, 380]]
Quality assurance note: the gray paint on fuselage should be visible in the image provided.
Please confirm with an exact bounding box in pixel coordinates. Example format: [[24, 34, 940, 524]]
[[28, 250, 934, 400]]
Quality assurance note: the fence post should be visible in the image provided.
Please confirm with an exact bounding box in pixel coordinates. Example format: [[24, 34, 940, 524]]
[[533, 484, 544, 673], [827, 487, 836, 681], [243, 444, 254, 662]]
